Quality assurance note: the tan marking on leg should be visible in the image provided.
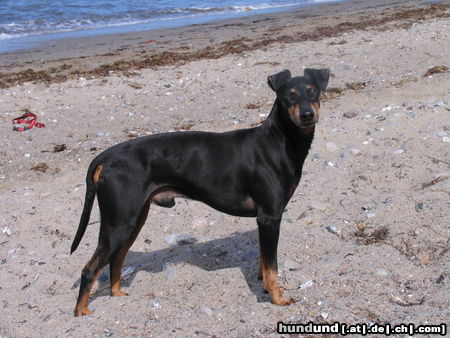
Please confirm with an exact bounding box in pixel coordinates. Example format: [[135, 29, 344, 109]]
[[93, 165, 103, 185], [74, 248, 105, 316], [110, 201, 150, 297], [74, 270, 101, 316], [110, 253, 128, 297], [261, 261, 294, 306]]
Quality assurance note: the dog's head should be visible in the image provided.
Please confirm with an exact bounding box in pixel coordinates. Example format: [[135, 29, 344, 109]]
[[268, 68, 330, 130]]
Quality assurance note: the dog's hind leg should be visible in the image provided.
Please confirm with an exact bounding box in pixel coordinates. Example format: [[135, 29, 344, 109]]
[[109, 200, 150, 297], [74, 244, 111, 316], [74, 181, 148, 316]]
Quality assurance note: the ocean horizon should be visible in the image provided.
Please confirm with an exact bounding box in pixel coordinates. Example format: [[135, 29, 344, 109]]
[[0, 0, 343, 52]]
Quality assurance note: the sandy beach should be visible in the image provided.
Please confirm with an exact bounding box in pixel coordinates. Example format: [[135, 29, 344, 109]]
[[0, 0, 449, 336]]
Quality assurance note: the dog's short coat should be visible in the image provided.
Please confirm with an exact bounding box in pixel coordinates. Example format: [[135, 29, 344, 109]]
[[71, 68, 330, 316]]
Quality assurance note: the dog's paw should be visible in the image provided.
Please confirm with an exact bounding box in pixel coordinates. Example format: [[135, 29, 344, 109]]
[[111, 290, 129, 297], [274, 297, 295, 306], [74, 307, 91, 317]]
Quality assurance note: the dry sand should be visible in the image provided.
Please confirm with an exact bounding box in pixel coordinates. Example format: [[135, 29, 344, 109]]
[[0, 0, 449, 336]]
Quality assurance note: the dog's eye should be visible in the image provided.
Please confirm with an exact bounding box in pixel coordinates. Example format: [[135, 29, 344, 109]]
[[286, 91, 297, 101], [306, 88, 318, 99]]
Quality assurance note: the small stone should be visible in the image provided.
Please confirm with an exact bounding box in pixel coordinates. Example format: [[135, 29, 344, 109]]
[[366, 213, 376, 219], [31, 163, 49, 172], [321, 312, 329, 320], [308, 310, 319, 317], [326, 225, 340, 236], [27, 207, 36, 215], [122, 265, 138, 278], [435, 172, 450, 178], [164, 234, 177, 245], [284, 259, 300, 271], [199, 306, 213, 316], [436, 273, 446, 284], [176, 234, 197, 245], [98, 272, 108, 282], [442, 137, 450, 143], [191, 217, 208, 230], [350, 148, 363, 156], [324, 160, 337, 167], [299, 280, 314, 290], [297, 210, 308, 219], [2, 227, 11, 236], [163, 263, 177, 280], [53, 144, 67, 152], [96, 132, 105, 137], [433, 100, 446, 106], [24, 154, 31, 158], [149, 300, 161, 309], [337, 265, 350, 276], [405, 111, 416, 118], [415, 202, 424, 212], [343, 110, 358, 118], [419, 254, 430, 265], [326, 142, 338, 152], [358, 175, 368, 181], [311, 202, 327, 211], [436, 131, 448, 137], [376, 269, 389, 276], [382, 197, 392, 204], [393, 149, 405, 154]]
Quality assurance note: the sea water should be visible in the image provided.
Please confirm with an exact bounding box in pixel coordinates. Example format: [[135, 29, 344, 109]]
[[0, 0, 342, 52]]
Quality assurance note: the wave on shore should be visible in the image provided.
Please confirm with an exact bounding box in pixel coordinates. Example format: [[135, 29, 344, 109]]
[[0, 0, 340, 42]]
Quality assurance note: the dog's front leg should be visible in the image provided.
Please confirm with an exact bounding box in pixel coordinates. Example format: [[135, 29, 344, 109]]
[[257, 211, 295, 306]]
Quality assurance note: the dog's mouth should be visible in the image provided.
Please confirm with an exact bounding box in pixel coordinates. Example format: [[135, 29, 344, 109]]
[[298, 117, 317, 128], [299, 122, 316, 129]]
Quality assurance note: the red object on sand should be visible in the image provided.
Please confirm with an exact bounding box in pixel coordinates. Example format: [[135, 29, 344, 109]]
[[12, 112, 45, 132]]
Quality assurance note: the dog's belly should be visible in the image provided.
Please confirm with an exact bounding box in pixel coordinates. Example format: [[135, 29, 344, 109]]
[[149, 185, 257, 217]]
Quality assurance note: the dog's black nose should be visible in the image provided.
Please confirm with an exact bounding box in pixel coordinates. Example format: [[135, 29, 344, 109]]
[[301, 110, 314, 120]]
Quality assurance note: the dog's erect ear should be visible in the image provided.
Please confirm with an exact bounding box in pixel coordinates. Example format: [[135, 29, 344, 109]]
[[304, 68, 330, 92], [268, 69, 292, 92]]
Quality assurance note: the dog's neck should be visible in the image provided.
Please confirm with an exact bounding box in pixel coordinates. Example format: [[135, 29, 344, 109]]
[[263, 99, 315, 158]]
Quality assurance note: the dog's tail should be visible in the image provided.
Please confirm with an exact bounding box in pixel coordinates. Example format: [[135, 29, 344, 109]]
[[70, 159, 103, 254]]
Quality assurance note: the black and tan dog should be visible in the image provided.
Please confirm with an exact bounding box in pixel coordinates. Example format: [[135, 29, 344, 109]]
[[71, 68, 330, 316]]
